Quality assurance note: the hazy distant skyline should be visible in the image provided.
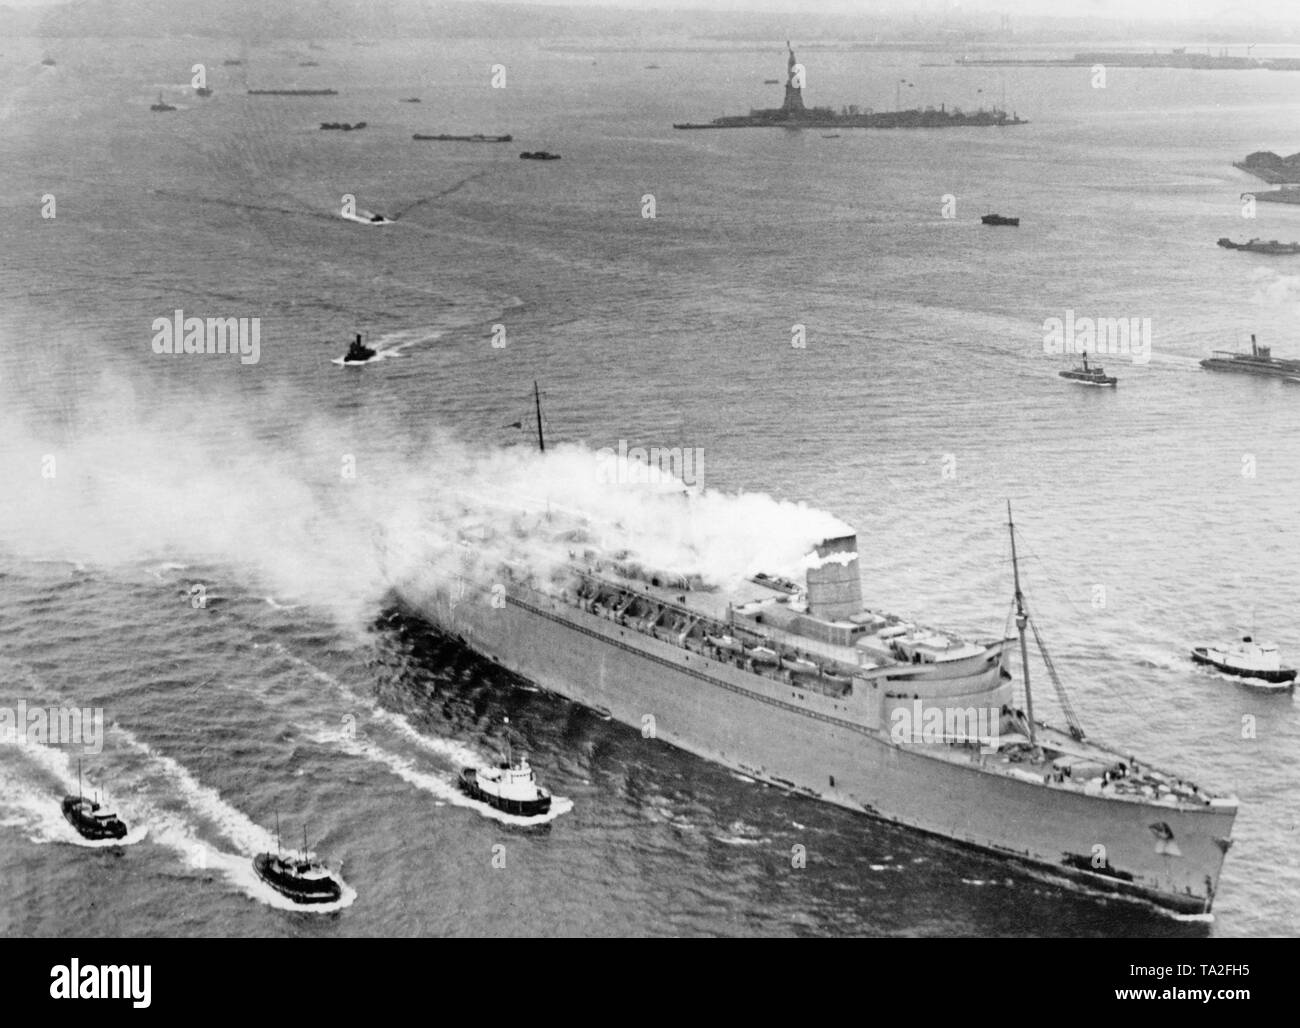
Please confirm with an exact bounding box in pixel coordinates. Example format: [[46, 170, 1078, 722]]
[[7, 0, 1300, 21]]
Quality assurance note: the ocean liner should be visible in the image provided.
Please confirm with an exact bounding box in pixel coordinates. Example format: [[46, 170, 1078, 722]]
[[403, 392, 1237, 916]]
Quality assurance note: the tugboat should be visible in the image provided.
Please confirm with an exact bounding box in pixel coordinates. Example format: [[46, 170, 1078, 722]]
[[1059, 351, 1117, 387], [519, 151, 561, 161], [252, 818, 343, 904], [150, 92, 176, 112], [459, 723, 552, 816], [981, 213, 1019, 226], [340, 333, 377, 364], [61, 762, 128, 841], [1192, 636, 1296, 689]]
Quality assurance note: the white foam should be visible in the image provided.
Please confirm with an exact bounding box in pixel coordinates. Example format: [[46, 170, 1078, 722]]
[[109, 726, 277, 854]]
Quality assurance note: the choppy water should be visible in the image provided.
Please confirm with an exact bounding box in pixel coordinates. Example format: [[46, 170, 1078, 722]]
[[1, 35, 1299, 937]]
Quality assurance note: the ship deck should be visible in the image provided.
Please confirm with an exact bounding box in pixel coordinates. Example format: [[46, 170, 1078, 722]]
[[538, 564, 1234, 813]]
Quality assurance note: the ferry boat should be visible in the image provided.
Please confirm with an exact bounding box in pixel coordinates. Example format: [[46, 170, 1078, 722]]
[[402, 389, 1239, 915], [1201, 334, 1300, 379], [252, 820, 343, 904], [1059, 351, 1117, 386], [61, 763, 128, 841], [519, 151, 561, 161], [1192, 637, 1296, 689], [1216, 237, 1300, 255], [981, 213, 1019, 226], [413, 133, 512, 142]]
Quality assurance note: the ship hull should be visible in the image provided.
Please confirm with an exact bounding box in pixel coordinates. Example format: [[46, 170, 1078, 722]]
[[458, 769, 552, 816], [252, 854, 342, 904], [409, 583, 1234, 915], [1199, 358, 1300, 379], [1191, 648, 1297, 686], [61, 797, 127, 841]]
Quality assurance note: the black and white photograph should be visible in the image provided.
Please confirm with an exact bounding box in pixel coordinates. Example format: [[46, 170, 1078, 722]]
[[0, 0, 1293, 984]]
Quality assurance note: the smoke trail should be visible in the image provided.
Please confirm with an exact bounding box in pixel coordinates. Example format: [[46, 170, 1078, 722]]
[[0, 355, 850, 631]]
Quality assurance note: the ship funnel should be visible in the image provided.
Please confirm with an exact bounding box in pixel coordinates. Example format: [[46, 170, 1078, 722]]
[[805, 534, 862, 621]]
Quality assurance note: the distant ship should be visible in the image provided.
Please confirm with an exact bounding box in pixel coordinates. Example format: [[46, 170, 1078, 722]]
[[402, 388, 1238, 916], [62, 763, 128, 841], [674, 44, 1027, 131], [520, 151, 561, 161], [413, 133, 512, 142], [248, 88, 338, 96], [1216, 237, 1300, 255], [1192, 637, 1296, 689], [1059, 351, 1117, 387], [981, 213, 1019, 226], [320, 121, 366, 131], [253, 820, 343, 905], [150, 92, 176, 112], [41, 57, 56, 67], [339, 333, 378, 363], [195, 86, 213, 98], [1200, 334, 1300, 380]]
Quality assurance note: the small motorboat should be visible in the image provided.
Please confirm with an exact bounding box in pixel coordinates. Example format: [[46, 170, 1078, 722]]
[[459, 750, 552, 816], [1059, 351, 1117, 387], [62, 763, 128, 841], [981, 213, 1019, 226], [340, 333, 377, 364], [253, 820, 344, 904], [1192, 636, 1296, 688], [519, 151, 561, 161], [150, 92, 177, 112]]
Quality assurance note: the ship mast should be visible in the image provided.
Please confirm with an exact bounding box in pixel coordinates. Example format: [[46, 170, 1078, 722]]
[[1007, 502, 1039, 751], [533, 380, 545, 453]]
